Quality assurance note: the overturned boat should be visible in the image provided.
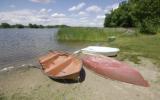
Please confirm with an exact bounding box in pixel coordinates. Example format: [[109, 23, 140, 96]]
[[80, 46, 120, 56], [82, 54, 149, 87], [39, 51, 82, 80]]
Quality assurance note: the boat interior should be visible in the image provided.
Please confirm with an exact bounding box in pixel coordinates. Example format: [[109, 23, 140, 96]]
[[39, 51, 82, 78]]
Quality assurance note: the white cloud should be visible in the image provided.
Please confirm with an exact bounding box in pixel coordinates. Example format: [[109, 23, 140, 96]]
[[79, 17, 88, 23], [30, 0, 51, 3], [40, 8, 46, 12], [86, 5, 102, 13], [51, 13, 66, 18], [68, 2, 86, 11], [39, 8, 52, 13], [47, 9, 52, 12], [96, 15, 105, 20], [80, 17, 87, 20], [104, 3, 119, 13], [78, 11, 87, 16], [0, 9, 104, 27], [0, 10, 39, 24], [94, 15, 105, 27]]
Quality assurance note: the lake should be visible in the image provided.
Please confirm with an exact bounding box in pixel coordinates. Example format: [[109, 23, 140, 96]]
[[0, 28, 101, 69]]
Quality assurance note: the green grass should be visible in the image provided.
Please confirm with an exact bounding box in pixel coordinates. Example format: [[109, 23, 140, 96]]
[[57, 27, 132, 41], [112, 33, 160, 65], [0, 93, 7, 100]]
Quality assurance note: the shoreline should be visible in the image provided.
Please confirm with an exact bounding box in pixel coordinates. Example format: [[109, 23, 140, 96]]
[[0, 57, 160, 100]]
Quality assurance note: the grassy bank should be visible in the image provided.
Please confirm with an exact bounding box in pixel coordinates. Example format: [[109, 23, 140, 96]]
[[57, 27, 160, 66], [113, 34, 160, 65]]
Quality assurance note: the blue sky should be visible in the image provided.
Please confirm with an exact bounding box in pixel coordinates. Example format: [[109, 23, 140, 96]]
[[0, 0, 124, 27]]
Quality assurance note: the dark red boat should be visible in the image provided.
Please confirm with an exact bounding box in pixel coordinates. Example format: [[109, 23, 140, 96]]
[[82, 54, 149, 87]]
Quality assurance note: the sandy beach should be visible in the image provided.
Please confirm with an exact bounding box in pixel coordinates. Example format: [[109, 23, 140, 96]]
[[0, 57, 160, 100]]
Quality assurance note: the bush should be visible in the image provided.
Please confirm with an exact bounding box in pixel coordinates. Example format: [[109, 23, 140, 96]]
[[139, 20, 157, 34], [1, 23, 11, 28]]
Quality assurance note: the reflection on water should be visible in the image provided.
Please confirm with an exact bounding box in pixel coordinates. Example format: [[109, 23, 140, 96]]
[[0, 28, 105, 69]]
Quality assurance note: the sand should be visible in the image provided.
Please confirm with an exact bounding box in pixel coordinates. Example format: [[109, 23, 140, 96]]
[[0, 57, 160, 100]]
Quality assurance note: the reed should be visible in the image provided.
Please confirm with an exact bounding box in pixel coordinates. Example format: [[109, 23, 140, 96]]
[[57, 27, 129, 41]]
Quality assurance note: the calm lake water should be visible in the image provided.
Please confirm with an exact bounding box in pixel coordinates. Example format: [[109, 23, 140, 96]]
[[0, 28, 102, 69]]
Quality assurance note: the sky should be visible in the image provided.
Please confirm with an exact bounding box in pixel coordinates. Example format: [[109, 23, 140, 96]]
[[0, 0, 124, 27]]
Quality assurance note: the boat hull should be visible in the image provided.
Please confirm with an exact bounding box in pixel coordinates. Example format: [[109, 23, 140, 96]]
[[81, 46, 119, 56], [82, 55, 149, 87], [49, 72, 80, 80], [82, 51, 118, 57]]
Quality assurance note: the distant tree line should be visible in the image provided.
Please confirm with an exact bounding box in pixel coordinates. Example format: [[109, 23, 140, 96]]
[[104, 0, 160, 34], [0, 23, 70, 28]]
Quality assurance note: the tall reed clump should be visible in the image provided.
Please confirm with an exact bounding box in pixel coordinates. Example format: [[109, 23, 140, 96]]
[[57, 27, 128, 41]]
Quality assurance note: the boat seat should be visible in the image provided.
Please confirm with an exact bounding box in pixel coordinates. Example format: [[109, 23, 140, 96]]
[[59, 60, 79, 74], [44, 56, 73, 76], [39, 52, 56, 63], [39, 52, 68, 63], [39, 53, 60, 69], [56, 59, 80, 77]]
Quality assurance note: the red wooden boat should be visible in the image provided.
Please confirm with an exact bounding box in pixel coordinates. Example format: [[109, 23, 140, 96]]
[[82, 54, 149, 87], [39, 51, 82, 80]]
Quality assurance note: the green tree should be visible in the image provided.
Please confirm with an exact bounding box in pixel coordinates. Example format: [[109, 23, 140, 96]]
[[130, 0, 160, 34], [28, 23, 33, 28], [0, 23, 11, 28], [14, 24, 25, 28], [104, 0, 160, 34], [28, 23, 39, 28], [104, 1, 135, 27], [104, 14, 112, 27]]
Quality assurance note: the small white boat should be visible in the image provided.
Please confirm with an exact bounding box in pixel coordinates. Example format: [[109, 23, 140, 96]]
[[80, 46, 120, 56]]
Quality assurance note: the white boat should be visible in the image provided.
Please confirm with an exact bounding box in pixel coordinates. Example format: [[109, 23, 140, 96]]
[[80, 46, 120, 56]]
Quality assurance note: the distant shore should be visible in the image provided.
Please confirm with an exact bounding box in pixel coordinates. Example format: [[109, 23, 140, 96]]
[[0, 23, 70, 28]]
